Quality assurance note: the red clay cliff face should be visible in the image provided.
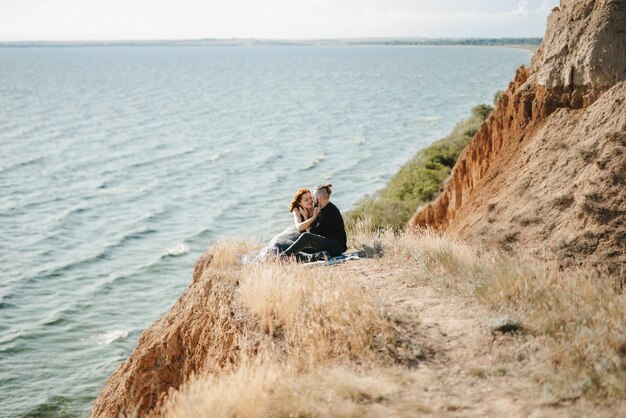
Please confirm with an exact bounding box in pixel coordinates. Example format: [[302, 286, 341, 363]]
[[410, 66, 602, 230], [91, 252, 270, 417], [410, 0, 626, 273]]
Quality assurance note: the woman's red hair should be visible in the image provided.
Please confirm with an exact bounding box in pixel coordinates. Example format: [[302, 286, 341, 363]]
[[289, 188, 311, 212]]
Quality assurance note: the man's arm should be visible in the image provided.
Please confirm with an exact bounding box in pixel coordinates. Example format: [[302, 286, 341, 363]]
[[310, 209, 326, 234], [293, 208, 321, 232]]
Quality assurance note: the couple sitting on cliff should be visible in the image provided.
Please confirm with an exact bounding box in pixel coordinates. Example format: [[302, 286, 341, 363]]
[[266, 183, 347, 262]]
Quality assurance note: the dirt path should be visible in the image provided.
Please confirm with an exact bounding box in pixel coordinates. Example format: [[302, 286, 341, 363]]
[[337, 259, 624, 417], [399, 285, 550, 417]]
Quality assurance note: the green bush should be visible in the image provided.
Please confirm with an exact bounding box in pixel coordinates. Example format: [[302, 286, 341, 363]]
[[347, 104, 493, 229]]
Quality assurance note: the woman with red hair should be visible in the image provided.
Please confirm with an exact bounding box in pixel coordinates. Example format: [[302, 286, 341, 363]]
[[266, 188, 320, 255], [289, 188, 320, 232]]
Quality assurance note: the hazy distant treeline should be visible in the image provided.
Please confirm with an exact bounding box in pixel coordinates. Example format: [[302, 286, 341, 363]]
[[350, 38, 542, 47]]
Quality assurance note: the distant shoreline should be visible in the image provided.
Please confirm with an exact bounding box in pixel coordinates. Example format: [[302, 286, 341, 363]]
[[0, 37, 542, 50]]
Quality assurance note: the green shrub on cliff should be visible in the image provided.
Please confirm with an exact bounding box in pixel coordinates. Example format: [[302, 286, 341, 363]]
[[347, 104, 493, 229]]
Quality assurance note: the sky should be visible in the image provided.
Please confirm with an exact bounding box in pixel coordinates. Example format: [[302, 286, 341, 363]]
[[0, 0, 560, 42]]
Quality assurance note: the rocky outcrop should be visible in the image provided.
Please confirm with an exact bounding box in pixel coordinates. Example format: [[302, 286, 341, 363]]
[[410, 0, 626, 273], [531, 0, 626, 89]]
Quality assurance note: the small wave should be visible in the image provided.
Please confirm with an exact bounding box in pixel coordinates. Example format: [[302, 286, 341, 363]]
[[2, 195, 63, 216], [0, 301, 15, 310], [167, 244, 190, 257], [359, 152, 373, 162], [89, 271, 138, 297], [95, 148, 197, 186], [257, 153, 284, 171], [353, 136, 366, 145], [139, 179, 160, 193], [186, 228, 213, 246], [97, 330, 128, 345], [97, 184, 139, 195], [304, 153, 326, 171], [42, 314, 67, 327], [127, 148, 197, 170], [0, 155, 46, 175], [50, 204, 88, 225], [115, 228, 158, 248], [14, 227, 158, 287], [96, 179, 158, 196], [137, 207, 169, 224], [420, 115, 442, 122], [207, 149, 230, 162]]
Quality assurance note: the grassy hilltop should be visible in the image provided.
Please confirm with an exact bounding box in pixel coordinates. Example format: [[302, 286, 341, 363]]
[[159, 221, 625, 417]]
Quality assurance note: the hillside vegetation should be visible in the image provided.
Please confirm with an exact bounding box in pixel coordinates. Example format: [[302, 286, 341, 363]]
[[347, 103, 493, 229], [157, 221, 625, 417]]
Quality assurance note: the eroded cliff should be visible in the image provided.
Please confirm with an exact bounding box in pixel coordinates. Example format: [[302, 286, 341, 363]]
[[90, 252, 252, 417], [410, 0, 626, 273]]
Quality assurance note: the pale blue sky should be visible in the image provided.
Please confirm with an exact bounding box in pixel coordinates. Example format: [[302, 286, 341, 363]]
[[0, 0, 559, 41]]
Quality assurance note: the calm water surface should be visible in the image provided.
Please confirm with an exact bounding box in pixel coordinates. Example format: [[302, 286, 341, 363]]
[[0, 45, 530, 417]]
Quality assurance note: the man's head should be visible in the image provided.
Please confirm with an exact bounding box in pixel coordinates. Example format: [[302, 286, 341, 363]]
[[313, 183, 332, 208]]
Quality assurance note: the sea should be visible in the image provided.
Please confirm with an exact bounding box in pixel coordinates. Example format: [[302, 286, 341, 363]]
[[0, 45, 531, 417]]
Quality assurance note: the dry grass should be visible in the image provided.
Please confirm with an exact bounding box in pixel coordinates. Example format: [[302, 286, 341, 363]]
[[161, 363, 431, 418], [350, 218, 626, 400], [205, 238, 260, 268], [156, 240, 400, 417], [159, 221, 624, 416], [238, 263, 392, 366]]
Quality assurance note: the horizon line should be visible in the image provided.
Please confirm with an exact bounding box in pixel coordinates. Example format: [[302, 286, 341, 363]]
[[0, 35, 543, 44]]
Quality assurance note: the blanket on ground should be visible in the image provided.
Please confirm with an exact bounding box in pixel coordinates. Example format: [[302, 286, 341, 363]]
[[238, 251, 361, 266]]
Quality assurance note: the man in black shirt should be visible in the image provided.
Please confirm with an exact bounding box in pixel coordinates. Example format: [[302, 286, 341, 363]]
[[282, 184, 347, 258]]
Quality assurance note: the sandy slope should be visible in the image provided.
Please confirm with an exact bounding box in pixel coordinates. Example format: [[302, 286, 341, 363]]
[[449, 81, 626, 271]]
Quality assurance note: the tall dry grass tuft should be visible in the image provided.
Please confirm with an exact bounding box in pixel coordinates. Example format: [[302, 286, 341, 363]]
[[475, 262, 626, 398], [161, 359, 280, 418], [206, 238, 260, 269], [349, 217, 479, 289], [346, 216, 393, 258], [239, 263, 392, 366], [161, 362, 428, 418]]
